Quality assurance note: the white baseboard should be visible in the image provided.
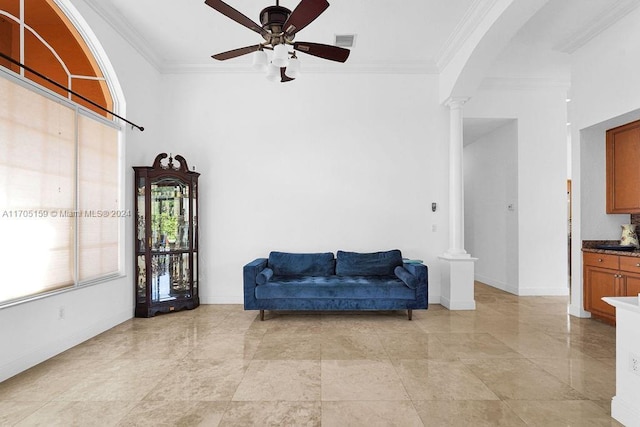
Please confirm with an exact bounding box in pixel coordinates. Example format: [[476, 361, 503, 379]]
[[475, 275, 570, 297], [517, 287, 570, 296], [200, 295, 243, 304], [474, 275, 518, 295]]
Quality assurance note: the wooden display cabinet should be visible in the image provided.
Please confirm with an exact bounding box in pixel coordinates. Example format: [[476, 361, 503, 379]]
[[134, 153, 200, 317]]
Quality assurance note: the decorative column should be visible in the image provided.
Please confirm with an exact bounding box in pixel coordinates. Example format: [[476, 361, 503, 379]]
[[439, 96, 477, 310]]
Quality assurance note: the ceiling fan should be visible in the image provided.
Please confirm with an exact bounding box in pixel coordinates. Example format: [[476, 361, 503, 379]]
[[204, 0, 350, 82]]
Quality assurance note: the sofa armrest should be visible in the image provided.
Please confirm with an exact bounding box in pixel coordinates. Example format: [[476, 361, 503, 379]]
[[243, 258, 268, 309], [403, 262, 428, 308]]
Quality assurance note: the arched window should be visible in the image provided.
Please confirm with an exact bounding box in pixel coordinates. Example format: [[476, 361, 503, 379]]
[[0, 0, 124, 306], [0, 0, 114, 116]]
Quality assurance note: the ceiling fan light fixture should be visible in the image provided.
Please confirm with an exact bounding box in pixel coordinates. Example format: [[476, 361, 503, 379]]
[[251, 49, 268, 70], [285, 55, 301, 78], [272, 43, 290, 67], [265, 62, 280, 82]]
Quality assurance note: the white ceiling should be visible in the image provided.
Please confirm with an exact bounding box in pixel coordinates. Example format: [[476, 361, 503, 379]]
[[84, 0, 474, 72], [83, 0, 640, 75], [485, 0, 640, 82]]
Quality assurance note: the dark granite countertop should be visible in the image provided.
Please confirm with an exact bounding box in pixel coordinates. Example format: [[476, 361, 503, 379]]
[[582, 240, 640, 257]]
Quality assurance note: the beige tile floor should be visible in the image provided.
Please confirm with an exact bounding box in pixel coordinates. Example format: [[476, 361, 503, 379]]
[[0, 282, 623, 426]]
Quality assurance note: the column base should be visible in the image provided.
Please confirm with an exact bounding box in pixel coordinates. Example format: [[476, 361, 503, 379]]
[[443, 249, 472, 259], [439, 254, 477, 310], [569, 303, 591, 318], [612, 396, 640, 427]]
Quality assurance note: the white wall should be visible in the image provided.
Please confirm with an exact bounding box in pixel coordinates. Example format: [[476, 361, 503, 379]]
[[465, 87, 568, 296], [158, 72, 450, 305], [569, 5, 640, 317], [464, 120, 518, 293], [0, 0, 162, 382]]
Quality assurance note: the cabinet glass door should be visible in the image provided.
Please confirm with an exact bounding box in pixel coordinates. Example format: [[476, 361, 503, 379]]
[[136, 177, 146, 304], [151, 178, 190, 251], [150, 253, 191, 302], [136, 177, 147, 253], [136, 255, 146, 303]]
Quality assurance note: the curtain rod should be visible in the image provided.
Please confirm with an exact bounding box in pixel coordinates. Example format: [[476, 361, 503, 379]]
[[0, 51, 144, 131]]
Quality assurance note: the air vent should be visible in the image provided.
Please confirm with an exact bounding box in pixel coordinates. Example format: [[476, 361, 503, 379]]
[[334, 34, 356, 48]]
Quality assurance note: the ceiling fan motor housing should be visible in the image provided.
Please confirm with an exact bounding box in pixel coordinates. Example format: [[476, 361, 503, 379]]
[[260, 5, 292, 41]]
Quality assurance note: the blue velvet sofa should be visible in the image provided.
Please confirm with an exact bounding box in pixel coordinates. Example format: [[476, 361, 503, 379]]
[[243, 249, 428, 320]]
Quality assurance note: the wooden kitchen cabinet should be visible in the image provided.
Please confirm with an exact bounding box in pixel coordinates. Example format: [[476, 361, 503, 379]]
[[583, 251, 640, 325], [625, 275, 640, 297], [606, 120, 640, 213], [583, 253, 621, 324], [619, 255, 640, 297]]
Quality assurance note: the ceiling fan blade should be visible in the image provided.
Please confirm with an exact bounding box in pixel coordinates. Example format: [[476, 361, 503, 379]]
[[293, 42, 350, 63], [204, 0, 268, 37], [280, 67, 295, 83], [212, 44, 262, 61], [283, 0, 329, 36]]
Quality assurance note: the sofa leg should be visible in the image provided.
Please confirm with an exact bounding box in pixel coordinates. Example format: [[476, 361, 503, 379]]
[[407, 309, 412, 321], [260, 310, 265, 321]]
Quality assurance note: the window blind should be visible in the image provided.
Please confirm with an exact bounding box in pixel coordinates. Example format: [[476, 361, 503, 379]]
[[78, 114, 120, 281], [0, 72, 121, 305]]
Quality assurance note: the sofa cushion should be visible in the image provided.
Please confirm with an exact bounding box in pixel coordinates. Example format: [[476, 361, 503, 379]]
[[254, 275, 415, 300], [267, 251, 335, 276], [335, 250, 403, 276]]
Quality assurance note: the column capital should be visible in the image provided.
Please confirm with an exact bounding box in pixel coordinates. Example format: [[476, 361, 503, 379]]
[[443, 96, 470, 109]]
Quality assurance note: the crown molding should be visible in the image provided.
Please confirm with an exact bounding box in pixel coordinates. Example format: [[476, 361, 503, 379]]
[[435, 0, 499, 72], [159, 60, 440, 75], [479, 76, 571, 91], [83, 0, 162, 71], [553, 0, 640, 53], [82, 0, 437, 76]]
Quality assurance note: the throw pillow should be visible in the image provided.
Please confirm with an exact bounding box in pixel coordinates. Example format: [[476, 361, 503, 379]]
[[394, 266, 418, 289], [256, 268, 273, 285], [268, 251, 335, 276], [336, 249, 403, 276]]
